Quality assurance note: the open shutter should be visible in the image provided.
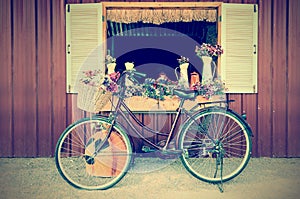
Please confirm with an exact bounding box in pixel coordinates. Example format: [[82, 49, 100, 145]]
[[66, 3, 104, 93], [220, 3, 258, 93]]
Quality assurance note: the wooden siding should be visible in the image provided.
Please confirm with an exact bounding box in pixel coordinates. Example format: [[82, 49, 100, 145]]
[[0, 0, 299, 157]]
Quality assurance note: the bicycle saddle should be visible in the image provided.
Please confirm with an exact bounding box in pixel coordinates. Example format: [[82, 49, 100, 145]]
[[173, 89, 196, 100]]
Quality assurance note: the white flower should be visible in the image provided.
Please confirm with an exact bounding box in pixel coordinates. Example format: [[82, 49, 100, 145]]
[[125, 62, 134, 70]]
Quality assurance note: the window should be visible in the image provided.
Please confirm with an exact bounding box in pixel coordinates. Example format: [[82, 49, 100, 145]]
[[66, 2, 258, 94]]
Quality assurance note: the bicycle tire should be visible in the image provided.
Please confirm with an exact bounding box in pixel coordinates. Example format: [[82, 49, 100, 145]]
[[55, 117, 132, 190], [178, 107, 252, 183]]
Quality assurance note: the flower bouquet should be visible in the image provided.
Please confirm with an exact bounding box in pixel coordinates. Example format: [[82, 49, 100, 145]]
[[77, 70, 120, 112], [195, 43, 223, 58], [190, 77, 226, 99], [177, 56, 189, 65], [142, 77, 177, 100]]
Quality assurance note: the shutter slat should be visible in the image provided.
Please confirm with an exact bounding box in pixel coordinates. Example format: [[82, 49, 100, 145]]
[[221, 3, 258, 93]]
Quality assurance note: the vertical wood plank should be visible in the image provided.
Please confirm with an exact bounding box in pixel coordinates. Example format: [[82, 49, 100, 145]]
[[287, 0, 300, 157], [0, 0, 13, 157], [272, 0, 288, 157], [24, 0, 38, 157], [37, 0, 52, 157], [143, 113, 156, 144], [13, 0, 37, 157], [70, 95, 85, 123], [130, 113, 144, 153], [257, 0, 272, 157], [13, 0, 26, 157], [228, 94, 242, 114], [243, 94, 258, 156], [156, 113, 172, 147], [67, 95, 74, 125], [52, 0, 67, 155]]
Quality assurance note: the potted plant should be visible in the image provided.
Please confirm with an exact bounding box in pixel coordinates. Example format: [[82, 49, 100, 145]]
[[195, 43, 223, 83], [177, 56, 190, 89]]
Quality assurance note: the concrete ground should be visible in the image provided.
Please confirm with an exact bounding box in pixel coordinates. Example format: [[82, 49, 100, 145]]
[[0, 157, 299, 199]]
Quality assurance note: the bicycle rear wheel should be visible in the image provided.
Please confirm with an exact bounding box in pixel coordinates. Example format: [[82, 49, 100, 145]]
[[55, 117, 132, 190], [178, 107, 252, 183]]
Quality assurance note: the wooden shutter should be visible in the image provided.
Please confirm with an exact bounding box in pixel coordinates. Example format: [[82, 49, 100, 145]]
[[66, 3, 104, 93], [220, 3, 258, 93]]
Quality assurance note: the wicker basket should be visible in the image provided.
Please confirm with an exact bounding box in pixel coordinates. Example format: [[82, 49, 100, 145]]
[[77, 83, 112, 113]]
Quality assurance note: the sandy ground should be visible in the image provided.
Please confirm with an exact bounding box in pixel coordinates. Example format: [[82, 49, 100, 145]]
[[0, 157, 299, 199]]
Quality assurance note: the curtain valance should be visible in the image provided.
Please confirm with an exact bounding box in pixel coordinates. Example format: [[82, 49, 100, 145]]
[[107, 9, 217, 25]]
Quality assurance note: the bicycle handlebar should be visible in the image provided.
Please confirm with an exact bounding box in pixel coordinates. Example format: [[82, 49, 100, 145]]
[[133, 71, 147, 78]]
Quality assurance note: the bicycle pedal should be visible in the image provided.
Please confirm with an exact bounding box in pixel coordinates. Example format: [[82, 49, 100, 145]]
[[83, 155, 95, 165]]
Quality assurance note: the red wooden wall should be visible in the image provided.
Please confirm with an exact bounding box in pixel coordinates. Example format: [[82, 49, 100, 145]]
[[0, 0, 299, 157]]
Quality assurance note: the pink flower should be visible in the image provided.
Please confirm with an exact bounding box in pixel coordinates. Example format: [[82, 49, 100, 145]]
[[195, 43, 224, 58], [109, 72, 120, 82]]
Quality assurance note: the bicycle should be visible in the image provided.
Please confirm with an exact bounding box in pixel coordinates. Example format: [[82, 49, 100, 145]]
[[55, 69, 253, 191]]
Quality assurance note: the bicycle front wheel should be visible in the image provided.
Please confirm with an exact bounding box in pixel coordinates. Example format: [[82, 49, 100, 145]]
[[178, 107, 252, 183], [55, 117, 132, 190]]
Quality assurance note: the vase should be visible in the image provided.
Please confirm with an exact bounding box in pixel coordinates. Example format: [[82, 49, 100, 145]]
[[107, 63, 116, 74], [179, 63, 189, 89], [201, 56, 214, 83]]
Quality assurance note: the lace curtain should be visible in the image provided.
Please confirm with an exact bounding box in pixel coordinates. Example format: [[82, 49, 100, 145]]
[[107, 9, 217, 25]]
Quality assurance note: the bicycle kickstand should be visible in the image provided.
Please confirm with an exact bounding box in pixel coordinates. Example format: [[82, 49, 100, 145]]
[[214, 154, 224, 193]]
